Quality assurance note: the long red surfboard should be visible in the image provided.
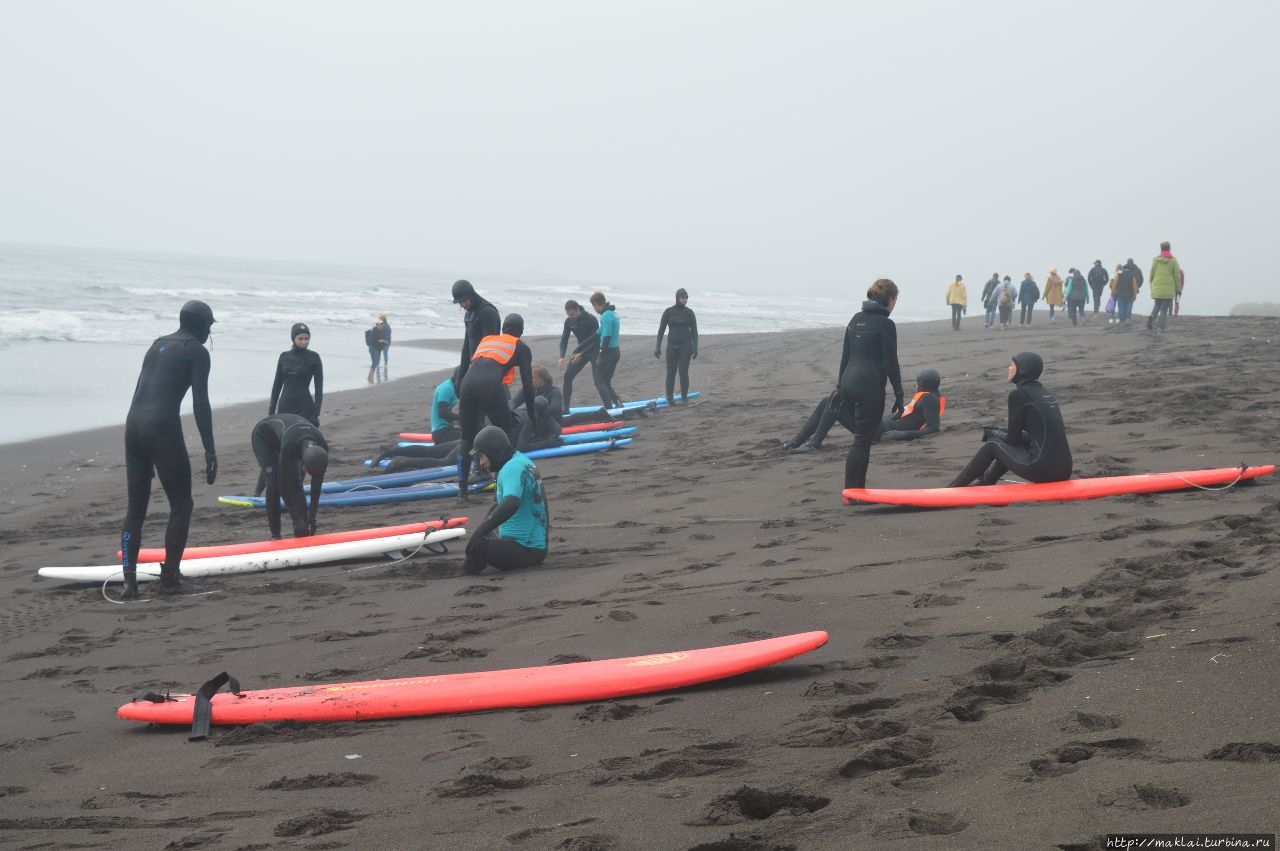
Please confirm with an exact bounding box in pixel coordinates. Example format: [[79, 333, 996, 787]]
[[118, 631, 828, 725], [842, 465, 1274, 508], [123, 518, 467, 562], [398, 421, 617, 443]]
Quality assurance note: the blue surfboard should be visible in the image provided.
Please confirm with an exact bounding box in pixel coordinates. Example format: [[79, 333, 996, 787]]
[[567, 392, 699, 416]]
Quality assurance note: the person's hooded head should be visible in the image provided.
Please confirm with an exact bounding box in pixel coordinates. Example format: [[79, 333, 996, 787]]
[[291, 322, 311, 348], [452, 279, 477, 306], [675, 288, 688, 303], [301, 440, 329, 478], [1010, 351, 1044, 384], [502, 313, 525, 337], [179, 300, 216, 344], [916, 368, 942, 394], [470, 424, 512, 473]]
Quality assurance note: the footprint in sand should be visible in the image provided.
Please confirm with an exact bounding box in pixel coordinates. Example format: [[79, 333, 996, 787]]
[[690, 786, 831, 826]]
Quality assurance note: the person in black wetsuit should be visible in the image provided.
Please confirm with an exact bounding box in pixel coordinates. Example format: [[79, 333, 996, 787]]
[[948, 351, 1072, 487], [558, 299, 599, 414], [784, 369, 942, 452], [511, 364, 564, 451], [655, 288, 699, 405], [119, 300, 218, 599], [838, 279, 905, 489], [452, 279, 502, 385], [251, 413, 330, 539], [457, 313, 537, 500], [269, 322, 323, 425]]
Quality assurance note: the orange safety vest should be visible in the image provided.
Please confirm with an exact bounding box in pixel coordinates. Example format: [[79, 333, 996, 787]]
[[901, 391, 945, 427], [472, 333, 520, 384]]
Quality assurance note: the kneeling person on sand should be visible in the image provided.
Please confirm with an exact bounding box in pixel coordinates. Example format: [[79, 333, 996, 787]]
[[463, 426, 549, 575], [251, 413, 329, 540]]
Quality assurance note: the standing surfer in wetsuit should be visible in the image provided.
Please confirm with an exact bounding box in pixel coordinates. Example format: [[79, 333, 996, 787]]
[[558, 299, 599, 414], [452, 279, 502, 385], [838, 278, 905, 489], [269, 322, 323, 426], [591, 291, 623, 409], [457, 314, 537, 500], [119, 300, 218, 599], [948, 351, 1072, 487], [655, 288, 699, 406], [251, 413, 329, 539]]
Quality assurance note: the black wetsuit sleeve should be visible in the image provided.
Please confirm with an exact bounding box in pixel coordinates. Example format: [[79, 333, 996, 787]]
[[191, 344, 215, 453], [690, 309, 698, 354], [545, 386, 564, 420], [1005, 388, 1029, 447], [882, 322, 904, 398], [268, 354, 284, 415], [574, 313, 599, 355], [559, 318, 573, 358], [436, 400, 458, 424], [516, 344, 536, 419], [312, 354, 324, 418], [474, 495, 521, 538], [836, 327, 851, 389], [308, 468, 324, 528], [656, 307, 670, 349]]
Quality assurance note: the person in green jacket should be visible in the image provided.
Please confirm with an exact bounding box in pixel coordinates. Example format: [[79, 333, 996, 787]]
[[1147, 241, 1182, 333]]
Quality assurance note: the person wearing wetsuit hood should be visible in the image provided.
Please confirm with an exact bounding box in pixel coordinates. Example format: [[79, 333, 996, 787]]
[[452, 279, 501, 384], [876, 368, 944, 441], [119, 300, 218, 599], [948, 351, 1072, 487], [558, 299, 599, 413], [590, 290, 623, 408], [457, 313, 536, 499], [511, 364, 564, 451], [269, 322, 323, 426], [251, 413, 329, 539], [462, 425, 549, 575], [655, 288, 699, 405], [838, 278, 905, 488]]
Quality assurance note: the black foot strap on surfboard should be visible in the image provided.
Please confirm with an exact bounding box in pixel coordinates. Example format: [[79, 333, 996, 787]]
[[189, 672, 242, 742]]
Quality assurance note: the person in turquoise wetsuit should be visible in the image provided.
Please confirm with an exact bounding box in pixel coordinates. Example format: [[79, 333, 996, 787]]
[[462, 425, 549, 575], [591, 290, 623, 408], [430, 370, 461, 444]]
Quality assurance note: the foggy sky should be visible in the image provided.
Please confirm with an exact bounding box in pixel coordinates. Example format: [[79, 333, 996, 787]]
[[2, 1, 1277, 310]]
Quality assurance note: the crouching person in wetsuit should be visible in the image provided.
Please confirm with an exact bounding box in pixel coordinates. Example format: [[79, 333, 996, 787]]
[[948, 352, 1072, 487], [462, 426, 549, 575], [252, 413, 329, 539], [120, 300, 218, 600], [458, 314, 537, 500], [875, 369, 945, 442], [512, 364, 564, 451]]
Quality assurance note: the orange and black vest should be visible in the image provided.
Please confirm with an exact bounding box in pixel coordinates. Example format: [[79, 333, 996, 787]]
[[901, 391, 945, 427], [472, 333, 520, 384]]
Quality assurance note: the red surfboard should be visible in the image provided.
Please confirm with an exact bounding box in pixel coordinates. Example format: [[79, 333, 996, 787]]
[[123, 518, 467, 562], [118, 631, 829, 725], [398, 421, 618, 443], [842, 465, 1274, 508]]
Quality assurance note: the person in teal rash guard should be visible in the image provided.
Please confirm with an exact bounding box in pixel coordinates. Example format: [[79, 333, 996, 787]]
[[462, 426, 549, 575], [590, 290, 623, 408], [430, 369, 461, 444]]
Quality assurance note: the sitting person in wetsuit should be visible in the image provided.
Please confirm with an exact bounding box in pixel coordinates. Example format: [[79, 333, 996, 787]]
[[784, 369, 944, 452], [371, 370, 464, 472], [511, 364, 564, 452], [462, 425, 549, 575], [948, 351, 1072, 487], [429, 369, 461, 445], [251, 413, 330, 539]]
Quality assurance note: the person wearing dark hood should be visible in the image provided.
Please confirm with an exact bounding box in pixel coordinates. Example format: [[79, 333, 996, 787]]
[[655, 288, 699, 405], [1114, 262, 1139, 325], [451, 279, 501, 385], [948, 351, 1072, 487], [511, 364, 564, 451], [119, 300, 218, 599], [1087, 260, 1110, 315], [558, 299, 599, 413], [269, 322, 323, 426], [457, 313, 536, 500], [837, 278, 905, 488], [251, 413, 329, 539], [590, 290, 623, 408], [784, 368, 942, 452], [462, 425, 549, 575]]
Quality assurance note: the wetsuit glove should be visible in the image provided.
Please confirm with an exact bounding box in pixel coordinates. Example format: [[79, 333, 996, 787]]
[[654, 348, 661, 359], [891, 395, 905, 418], [205, 450, 218, 485]]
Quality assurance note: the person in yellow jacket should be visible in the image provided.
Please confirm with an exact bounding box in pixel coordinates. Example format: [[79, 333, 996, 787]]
[[1147, 241, 1182, 333], [945, 275, 968, 331], [1043, 268, 1064, 324]]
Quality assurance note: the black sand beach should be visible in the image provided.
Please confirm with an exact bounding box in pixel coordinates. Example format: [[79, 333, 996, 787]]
[[2, 317, 1278, 849]]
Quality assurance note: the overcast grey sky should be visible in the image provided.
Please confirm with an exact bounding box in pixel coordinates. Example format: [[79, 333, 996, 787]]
[[2, 1, 1276, 308]]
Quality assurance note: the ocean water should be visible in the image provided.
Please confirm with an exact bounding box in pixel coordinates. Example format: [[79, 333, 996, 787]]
[[0, 243, 933, 445]]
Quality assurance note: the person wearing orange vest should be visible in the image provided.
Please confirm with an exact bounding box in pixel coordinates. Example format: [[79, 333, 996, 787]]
[[876, 369, 944, 441], [457, 314, 536, 499]]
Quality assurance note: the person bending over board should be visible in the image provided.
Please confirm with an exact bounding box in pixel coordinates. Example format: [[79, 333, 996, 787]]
[[457, 314, 537, 501], [463, 425, 549, 574], [784, 368, 943, 452], [655, 287, 699, 406], [120, 300, 218, 600], [838, 278, 905, 489], [252, 413, 329, 539], [948, 351, 1072, 487], [511, 364, 564, 452]]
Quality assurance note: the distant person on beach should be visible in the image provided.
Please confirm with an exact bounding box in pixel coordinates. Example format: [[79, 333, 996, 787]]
[[1175, 266, 1185, 316], [782, 368, 943, 453], [945, 275, 967, 331], [558, 299, 599, 413], [837, 278, 904, 489], [655, 287, 699, 404], [591, 291, 623, 409], [457, 314, 536, 500], [379, 314, 391, 364], [1088, 260, 1110, 315], [251, 413, 329, 540], [996, 276, 1017, 330], [511, 364, 564, 451], [119, 300, 218, 599], [947, 351, 1071, 487], [1148, 241, 1182, 333], [462, 425, 549, 575], [269, 322, 323, 426], [1043, 268, 1063, 324], [452, 279, 501, 384], [366, 316, 390, 384], [1063, 268, 1089, 327], [1113, 262, 1139, 325], [1018, 273, 1040, 325], [980, 273, 1000, 328]]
